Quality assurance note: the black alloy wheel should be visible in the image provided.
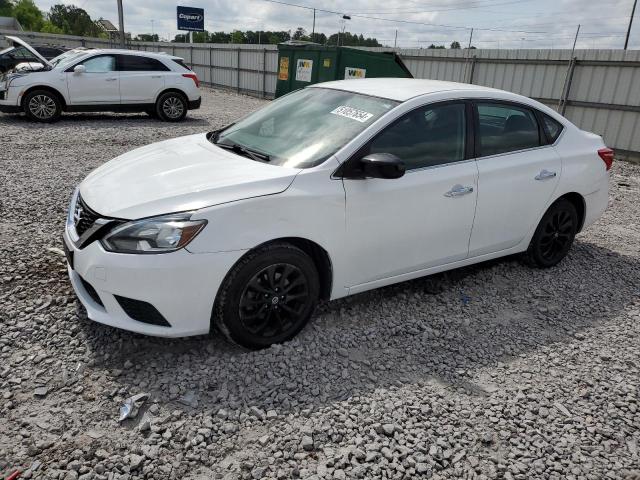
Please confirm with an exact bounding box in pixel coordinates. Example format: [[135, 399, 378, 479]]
[[238, 263, 309, 337], [213, 243, 320, 349], [525, 198, 578, 268]]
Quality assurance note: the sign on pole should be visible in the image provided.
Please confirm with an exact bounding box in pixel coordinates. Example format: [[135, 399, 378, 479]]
[[177, 6, 204, 32]]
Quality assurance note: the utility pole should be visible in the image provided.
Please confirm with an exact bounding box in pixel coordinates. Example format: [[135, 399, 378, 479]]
[[625, 0, 637, 50], [117, 0, 125, 48], [394, 29, 398, 48], [467, 28, 473, 49], [312, 8, 316, 40], [151, 19, 154, 38], [558, 24, 580, 111], [571, 23, 580, 52]]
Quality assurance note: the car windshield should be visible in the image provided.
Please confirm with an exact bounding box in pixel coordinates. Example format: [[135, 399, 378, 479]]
[[0, 47, 12, 56], [211, 87, 399, 168], [50, 50, 86, 68]]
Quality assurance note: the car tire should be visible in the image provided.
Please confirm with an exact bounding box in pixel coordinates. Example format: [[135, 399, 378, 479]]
[[23, 89, 62, 123], [525, 198, 578, 268], [155, 91, 188, 122], [213, 243, 320, 350]]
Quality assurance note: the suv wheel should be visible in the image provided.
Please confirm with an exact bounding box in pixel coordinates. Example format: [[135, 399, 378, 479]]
[[156, 92, 187, 122], [213, 243, 320, 349], [23, 90, 62, 122]]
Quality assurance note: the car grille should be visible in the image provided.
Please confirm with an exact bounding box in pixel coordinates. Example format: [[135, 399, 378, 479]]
[[73, 194, 102, 237]]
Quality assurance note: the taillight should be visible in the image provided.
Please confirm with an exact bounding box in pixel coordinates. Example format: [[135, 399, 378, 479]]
[[597, 147, 614, 171], [182, 73, 199, 88]]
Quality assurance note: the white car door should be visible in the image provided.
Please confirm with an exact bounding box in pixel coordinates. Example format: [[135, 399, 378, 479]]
[[468, 101, 561, 257], [66, 54, 119, 104], [342, 102, 478, 289], [117, 54, 166, 103]]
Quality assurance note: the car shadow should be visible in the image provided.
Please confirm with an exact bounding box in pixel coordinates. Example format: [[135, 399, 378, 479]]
[[0, 113, 211, 128], [78, 238, 638, 415]]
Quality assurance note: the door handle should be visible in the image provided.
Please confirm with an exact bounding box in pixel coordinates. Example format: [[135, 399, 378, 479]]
[[105, 77, 117, 81], [151, 75, 162, 78], [535, 169, 557, 181], [444, 184, 474, 197]]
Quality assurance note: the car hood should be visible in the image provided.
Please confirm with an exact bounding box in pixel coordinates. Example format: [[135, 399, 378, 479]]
[[5, 35, 52, 68], [79, 133, 301, 219]]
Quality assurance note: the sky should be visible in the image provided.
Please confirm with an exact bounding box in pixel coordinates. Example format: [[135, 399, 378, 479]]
[[33, 0, 639, 49]]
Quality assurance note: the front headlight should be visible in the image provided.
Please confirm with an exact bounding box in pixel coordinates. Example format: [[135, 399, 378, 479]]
[[101, 213, 207, 254]]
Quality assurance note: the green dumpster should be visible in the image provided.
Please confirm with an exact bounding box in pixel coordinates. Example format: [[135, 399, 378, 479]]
[[275, 41, 413, 98]]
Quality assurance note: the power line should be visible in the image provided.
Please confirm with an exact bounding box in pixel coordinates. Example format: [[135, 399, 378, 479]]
[[261, 0, 550, 33], [351, 0, 532, 15]]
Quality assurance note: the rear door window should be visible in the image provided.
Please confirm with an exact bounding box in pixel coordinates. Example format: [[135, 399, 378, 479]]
[[476, 102, 541, 157], [117, 55, 169, 71]]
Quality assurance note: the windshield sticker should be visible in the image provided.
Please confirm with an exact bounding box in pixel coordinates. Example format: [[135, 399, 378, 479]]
[[330, 105, 374, 123]]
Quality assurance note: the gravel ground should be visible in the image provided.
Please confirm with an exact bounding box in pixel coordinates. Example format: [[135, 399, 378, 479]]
[[1, 87, 639, 480]]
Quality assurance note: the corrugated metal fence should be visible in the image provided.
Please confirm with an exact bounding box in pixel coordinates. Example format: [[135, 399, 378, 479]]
[[2, 30, 639, 159]]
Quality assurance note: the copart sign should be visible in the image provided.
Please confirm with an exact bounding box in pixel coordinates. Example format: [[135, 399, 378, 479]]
[[177, 6, 204, 32]]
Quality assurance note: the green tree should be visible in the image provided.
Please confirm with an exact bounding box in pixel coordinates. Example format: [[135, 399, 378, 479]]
[[327, 31, 380, 47], [450, 41, 461, 49], [13, 0, 43, 31], [41, 20, 64, 33], [48, 4, 98, 36], [0, 0, 14, 17], [428, 44, 445, 49], [230, 30, 246, 44], [309, 32, 326, 44], [192, 31, 208, 42], [135, 33, 159, 42], [292, 27, 308, 41]]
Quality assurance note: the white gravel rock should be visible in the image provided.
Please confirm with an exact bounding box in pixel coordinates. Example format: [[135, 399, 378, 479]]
[[0, 88, 639, 480]]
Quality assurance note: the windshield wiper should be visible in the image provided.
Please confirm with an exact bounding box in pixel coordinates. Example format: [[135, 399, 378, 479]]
[[207, 124, 235, 144], [215, 141, 271, 163]]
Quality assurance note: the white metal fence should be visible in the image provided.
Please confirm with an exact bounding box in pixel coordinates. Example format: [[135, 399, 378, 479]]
[[2, 30, 639, 159]]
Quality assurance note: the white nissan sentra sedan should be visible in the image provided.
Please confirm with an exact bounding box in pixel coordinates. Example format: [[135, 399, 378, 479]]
[[63, 78, 611, 349]]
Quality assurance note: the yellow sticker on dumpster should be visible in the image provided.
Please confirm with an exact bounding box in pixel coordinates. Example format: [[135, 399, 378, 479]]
[[345, 67, 366, 79], [323, 58, 331, 67], [278, 57, 289, 80], [296, 59, 313, 82]]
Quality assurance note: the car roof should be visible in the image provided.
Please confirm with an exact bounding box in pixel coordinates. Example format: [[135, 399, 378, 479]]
[[86, 48, 182, 60], [311, 78, 505, 102]]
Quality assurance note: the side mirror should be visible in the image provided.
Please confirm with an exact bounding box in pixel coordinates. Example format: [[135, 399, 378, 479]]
[[360, 153, 405, 179], [73, 64, 86, 74]]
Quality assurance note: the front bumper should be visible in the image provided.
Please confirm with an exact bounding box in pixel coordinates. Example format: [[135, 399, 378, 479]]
[[0, 85, 22, 113], [63, 228, 245, 337], [0, 103, 20, 113]]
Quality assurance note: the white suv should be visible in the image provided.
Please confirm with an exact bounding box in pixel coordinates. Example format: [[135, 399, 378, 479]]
[[0, 36, 201, 122]]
